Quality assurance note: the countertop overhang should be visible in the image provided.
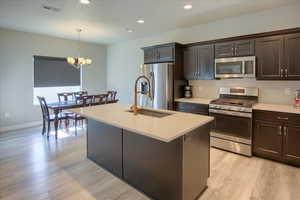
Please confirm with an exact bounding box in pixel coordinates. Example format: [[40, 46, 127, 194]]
[[69, 103, 214, 143]]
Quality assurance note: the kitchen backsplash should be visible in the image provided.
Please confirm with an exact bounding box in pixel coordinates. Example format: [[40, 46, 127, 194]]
[[189, 79, 300, 105]]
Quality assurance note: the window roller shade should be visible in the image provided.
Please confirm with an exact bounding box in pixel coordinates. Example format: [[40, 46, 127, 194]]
[[34, 56, 80, 87]]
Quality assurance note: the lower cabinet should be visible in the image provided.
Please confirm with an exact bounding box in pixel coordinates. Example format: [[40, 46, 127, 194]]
[[175, 102, 209, 115], [282, 124, 300, 164], [253, 120, 282, 159], [253, 110, 300, 166]]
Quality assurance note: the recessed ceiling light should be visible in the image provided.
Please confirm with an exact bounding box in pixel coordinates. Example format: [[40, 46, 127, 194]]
[[80, 0, 91, 5], [184, 4, 192, 10], [137, 19, 145, 24]]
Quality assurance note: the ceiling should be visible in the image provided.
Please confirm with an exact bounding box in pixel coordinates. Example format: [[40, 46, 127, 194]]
[[0, 0, 298, 44]]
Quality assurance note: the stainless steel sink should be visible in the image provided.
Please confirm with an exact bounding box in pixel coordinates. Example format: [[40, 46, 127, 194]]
[[126, 109, 173, 118]]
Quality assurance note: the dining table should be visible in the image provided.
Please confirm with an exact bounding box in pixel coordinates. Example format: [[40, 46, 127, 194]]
[[47, 99, 119, 137], [47, 101, 82, 137]]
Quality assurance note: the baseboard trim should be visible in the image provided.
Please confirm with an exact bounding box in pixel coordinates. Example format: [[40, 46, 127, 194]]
[[0, 121, 42, 133]]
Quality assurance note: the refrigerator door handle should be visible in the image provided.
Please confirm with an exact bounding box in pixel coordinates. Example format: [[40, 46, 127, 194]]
[[150, 71, 155, 101]]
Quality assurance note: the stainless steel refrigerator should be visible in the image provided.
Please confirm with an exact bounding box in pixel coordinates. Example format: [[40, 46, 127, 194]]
[[139, 63, 173, 110]]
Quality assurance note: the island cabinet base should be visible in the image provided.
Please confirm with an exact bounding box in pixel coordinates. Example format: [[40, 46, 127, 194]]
[[87, 119, 211, 200], [87, 119, 123, 178]]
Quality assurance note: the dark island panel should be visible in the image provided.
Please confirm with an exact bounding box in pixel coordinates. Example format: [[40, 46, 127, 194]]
[[183, 123, 210, 200], [87, 119, 123, 178], [86, 118, 211, 200], [123, 130, 183, 200], [123, 123, 211, 200]]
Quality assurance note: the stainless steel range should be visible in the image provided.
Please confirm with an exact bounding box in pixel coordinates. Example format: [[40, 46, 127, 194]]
[[209, 87, 259, 156]]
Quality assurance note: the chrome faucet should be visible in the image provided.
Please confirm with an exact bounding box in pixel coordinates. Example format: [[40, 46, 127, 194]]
[[130, 75, 152, 115]]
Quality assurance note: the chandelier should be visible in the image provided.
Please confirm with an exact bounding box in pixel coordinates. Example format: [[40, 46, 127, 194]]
[[67, 29, 92, 69]]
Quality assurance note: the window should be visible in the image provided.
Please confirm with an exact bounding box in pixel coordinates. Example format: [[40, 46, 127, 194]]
[[33, 56, 81, 105]]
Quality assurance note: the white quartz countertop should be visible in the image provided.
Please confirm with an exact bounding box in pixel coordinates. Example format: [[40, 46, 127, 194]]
[[69, 103, 214, 143], [174, 98, 213, 105], [253, 103, 300, 114]]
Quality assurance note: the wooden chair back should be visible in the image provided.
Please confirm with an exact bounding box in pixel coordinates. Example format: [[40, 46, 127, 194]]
[[75, 95, 94, 107], [57, 92, 74, 102], [74, 91, 88, 98], [107, 91, 117, 102], [37, 96, 50, 120], [93, 94, 108, 105]]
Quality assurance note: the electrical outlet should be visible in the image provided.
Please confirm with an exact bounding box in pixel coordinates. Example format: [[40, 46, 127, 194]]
[[284, 88, 291, 96]]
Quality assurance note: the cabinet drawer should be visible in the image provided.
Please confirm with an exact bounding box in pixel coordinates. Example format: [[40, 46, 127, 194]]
[[175, 102, 209, 115], [254, 110, 300, 124]]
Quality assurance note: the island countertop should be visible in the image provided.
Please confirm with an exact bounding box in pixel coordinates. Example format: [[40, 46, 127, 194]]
[[69, 103, 214, 142]]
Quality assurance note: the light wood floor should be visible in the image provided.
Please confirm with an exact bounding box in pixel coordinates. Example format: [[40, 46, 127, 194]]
[[1, 126, 300, 200]]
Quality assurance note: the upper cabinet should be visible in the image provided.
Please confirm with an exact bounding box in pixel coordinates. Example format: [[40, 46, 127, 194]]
[[183, 44, 214, 80], [256, 36, 284, 80], [214, 40, 255, 58], [256, 33, 300, 80], [143, 43, 175, 64], [284, 33, 300, 80]]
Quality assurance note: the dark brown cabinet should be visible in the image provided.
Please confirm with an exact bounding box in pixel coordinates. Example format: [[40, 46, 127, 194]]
[[214, 40, 254, 58], [285, 33, 300, 80], [256, 33, 300, 80], [256, 36, 284, 80], [144, 48, 156, 64], [143, 43, 175, 64], [175, 102, 209, 115], [283, 124, 300, 164], [183, 44, 214, 80], [253, 110, 300, 166], [253, 120, 282, 159]]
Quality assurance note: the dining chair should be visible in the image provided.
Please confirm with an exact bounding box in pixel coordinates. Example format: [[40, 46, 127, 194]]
[[93, 94, 108, 105], [107, 91, 117, 103], [57, 92, 74, 102], [73, 91, 88, 99], [37, 96, 69, 138], [57, 92, 74, 126], [69, 95, 93, 135]]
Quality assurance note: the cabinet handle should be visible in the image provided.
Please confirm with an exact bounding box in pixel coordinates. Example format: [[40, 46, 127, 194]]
[[283, 126, 287, 136], [277, 116, 289, 120], [280, 69, 283, 77], [235, 47, 237, 55], [285, 69, 288, 77], [278, 126, 282, 136]]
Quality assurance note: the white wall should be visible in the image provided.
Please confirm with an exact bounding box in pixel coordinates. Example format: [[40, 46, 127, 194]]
[[0, 28, 107, 129], [107, 2, 300, 105]]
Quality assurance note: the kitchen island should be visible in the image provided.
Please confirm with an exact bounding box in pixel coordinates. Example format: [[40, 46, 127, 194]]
[[70, 103, 213, 200]]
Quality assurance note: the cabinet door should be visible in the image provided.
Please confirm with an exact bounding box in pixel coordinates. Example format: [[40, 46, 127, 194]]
[[284, 33, 300, 80], [196, 44, 214, 80], [214, 42, 235, 58], [183, 46, 197, 80], [253, 120, 283, 159], [235, 40, 255, 56], [283, 124, 300, 165], [256, 36, 284, 80], [144, 48, 156, 64], [157, 46, 174, 62]]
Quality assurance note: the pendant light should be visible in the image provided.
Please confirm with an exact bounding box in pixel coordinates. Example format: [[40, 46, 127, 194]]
[[67, 29, 92, 69]]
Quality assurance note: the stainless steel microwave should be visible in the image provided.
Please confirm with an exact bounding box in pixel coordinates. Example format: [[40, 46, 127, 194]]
[[215, 56, 256, 78]]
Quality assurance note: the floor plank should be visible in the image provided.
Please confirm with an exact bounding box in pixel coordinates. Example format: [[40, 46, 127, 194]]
[[0, 126, 300, 200]]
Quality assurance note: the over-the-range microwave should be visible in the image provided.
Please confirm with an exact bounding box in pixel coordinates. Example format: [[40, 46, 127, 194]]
[[215, 56, 256, 79]]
